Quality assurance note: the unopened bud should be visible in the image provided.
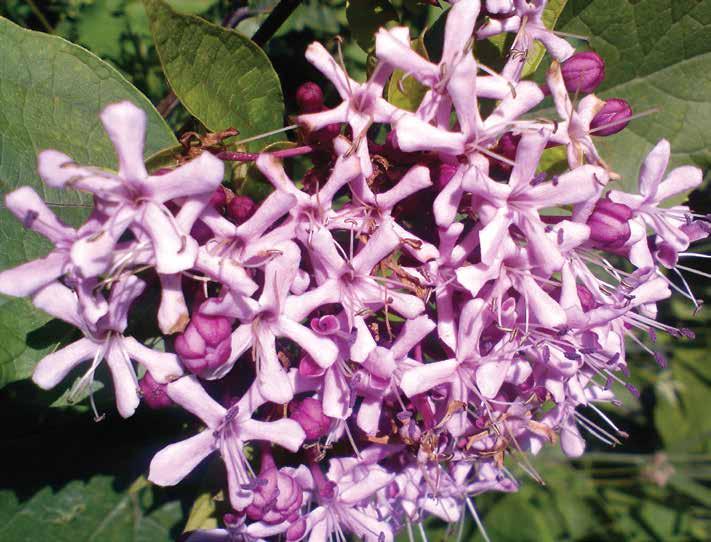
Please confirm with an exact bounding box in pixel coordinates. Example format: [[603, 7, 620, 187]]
[[587, 198, 633, 249], [228, 195, 257, 224], [174, 312, 233, 377], [590, 98, 632, 136], [561, 51, 605, 94], [296, 82, 324, 113], [289, 397, 331, 440], [139, 372, 172, 409]]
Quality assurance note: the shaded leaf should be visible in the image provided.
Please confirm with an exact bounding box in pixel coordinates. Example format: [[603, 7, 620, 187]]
[[0, 15, 175, 387], [347, 0, 399, 53], [555, 0, 711, 191], [144, 0, 285, 149]]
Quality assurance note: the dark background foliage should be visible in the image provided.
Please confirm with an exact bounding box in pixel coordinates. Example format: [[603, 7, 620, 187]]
[[0, 1, 710, 540]]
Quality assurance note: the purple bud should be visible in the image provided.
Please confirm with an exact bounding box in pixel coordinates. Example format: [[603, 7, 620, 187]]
[[209, 186, 227, 210], [590, 98, 632, 136], [174, 313, 233, 377], [138, 372, 173, 409], [191, 312, 232, 346], [587, 198, 633, 249], [289, 397, 331, 440], [228, 195, 257, 224], [561, 51, 605, 94], [296, 82, 324, 113]]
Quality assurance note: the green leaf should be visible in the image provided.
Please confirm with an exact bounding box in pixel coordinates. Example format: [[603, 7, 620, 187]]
[[183, 492, 218, 532], [654, 347, 711, 453], [144, 0, 285, 149], [555, 0, 711, 191], [0, 475, 182, 542], [386, 36, 429, 112], [346, 0, 399, 53], [0, 296, 78, 389], [0, 16, 175, 388]]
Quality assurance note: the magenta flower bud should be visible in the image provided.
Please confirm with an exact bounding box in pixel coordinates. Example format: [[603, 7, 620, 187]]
[[561, 51, 605, 94], [296, 82, 324, 113], [138, 372, 173, 409], [209, 186, 227, 210], [174, 313, 233, 377], [228, 195, 257, 224], [590, 98, 632, 136], [246, 452, 304, 525], [289, 397, 331, 440], [587, 198, 633, 249]]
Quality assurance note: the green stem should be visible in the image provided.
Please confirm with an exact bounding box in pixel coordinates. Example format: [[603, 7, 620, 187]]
[[26, 0, 53, 34]]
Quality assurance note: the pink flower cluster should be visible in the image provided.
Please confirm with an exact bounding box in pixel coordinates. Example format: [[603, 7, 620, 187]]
[[1, 1, 706, 540]]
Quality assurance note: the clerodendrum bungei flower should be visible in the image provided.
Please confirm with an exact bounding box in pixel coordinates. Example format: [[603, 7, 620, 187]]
[[2, 2, 708, 541]]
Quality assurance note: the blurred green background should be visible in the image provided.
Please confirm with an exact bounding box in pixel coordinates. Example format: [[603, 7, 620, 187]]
[[1, 1, 710, 540]]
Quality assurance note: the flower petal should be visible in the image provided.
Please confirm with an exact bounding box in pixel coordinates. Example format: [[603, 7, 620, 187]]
[[32, 338, 97, 390], [149, 430, 216, 486]]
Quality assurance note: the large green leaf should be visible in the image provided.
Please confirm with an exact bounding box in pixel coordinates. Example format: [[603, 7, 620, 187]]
[[346, 0, 399, 53], [0, 476, 182, 542], [0, 16, 175, 388], [555, 0, 711, 191], [144, 0, 285, 148]]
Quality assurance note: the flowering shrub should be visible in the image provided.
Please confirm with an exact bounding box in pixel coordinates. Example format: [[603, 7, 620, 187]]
[[1, 0, 709, 540]]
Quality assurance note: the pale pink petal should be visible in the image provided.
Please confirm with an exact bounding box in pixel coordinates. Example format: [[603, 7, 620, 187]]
[[148, 430, 216, 486], [305, 42, 352, 99], [357, 397, 383, 435], [4, 186, 75, 243], [100, 101, 148, 181], [157, 273, 189, 335], [140, 203, 198, 274], [395, 114, 466, 154], [105, 342, 140, 418], [323, 366, 351, 419], [400, 358, 458, 397], [122, 336, 184, 383], [526, 165, 608, 208], [655, 165, 703, 202], [442, 0, 480, 64], [276, 317, 338, 369], [166, 375, 226, 428], [32, 338, 97, 390], [352, 220, 399, 274], [391, 315, 435, 360], [240, 418, 306, 452], [195, 247, 258, 296], [376, 165, 432, 210], [297, 102, 348, 131], [518, 274, 566, 328], [255, 328, 294, 404], [375, 27, 438, 86], [236, 191, 297, 241], [638, 139, 670, 199], [31, 282, 82, 327], [0, 251, 67, 298]]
